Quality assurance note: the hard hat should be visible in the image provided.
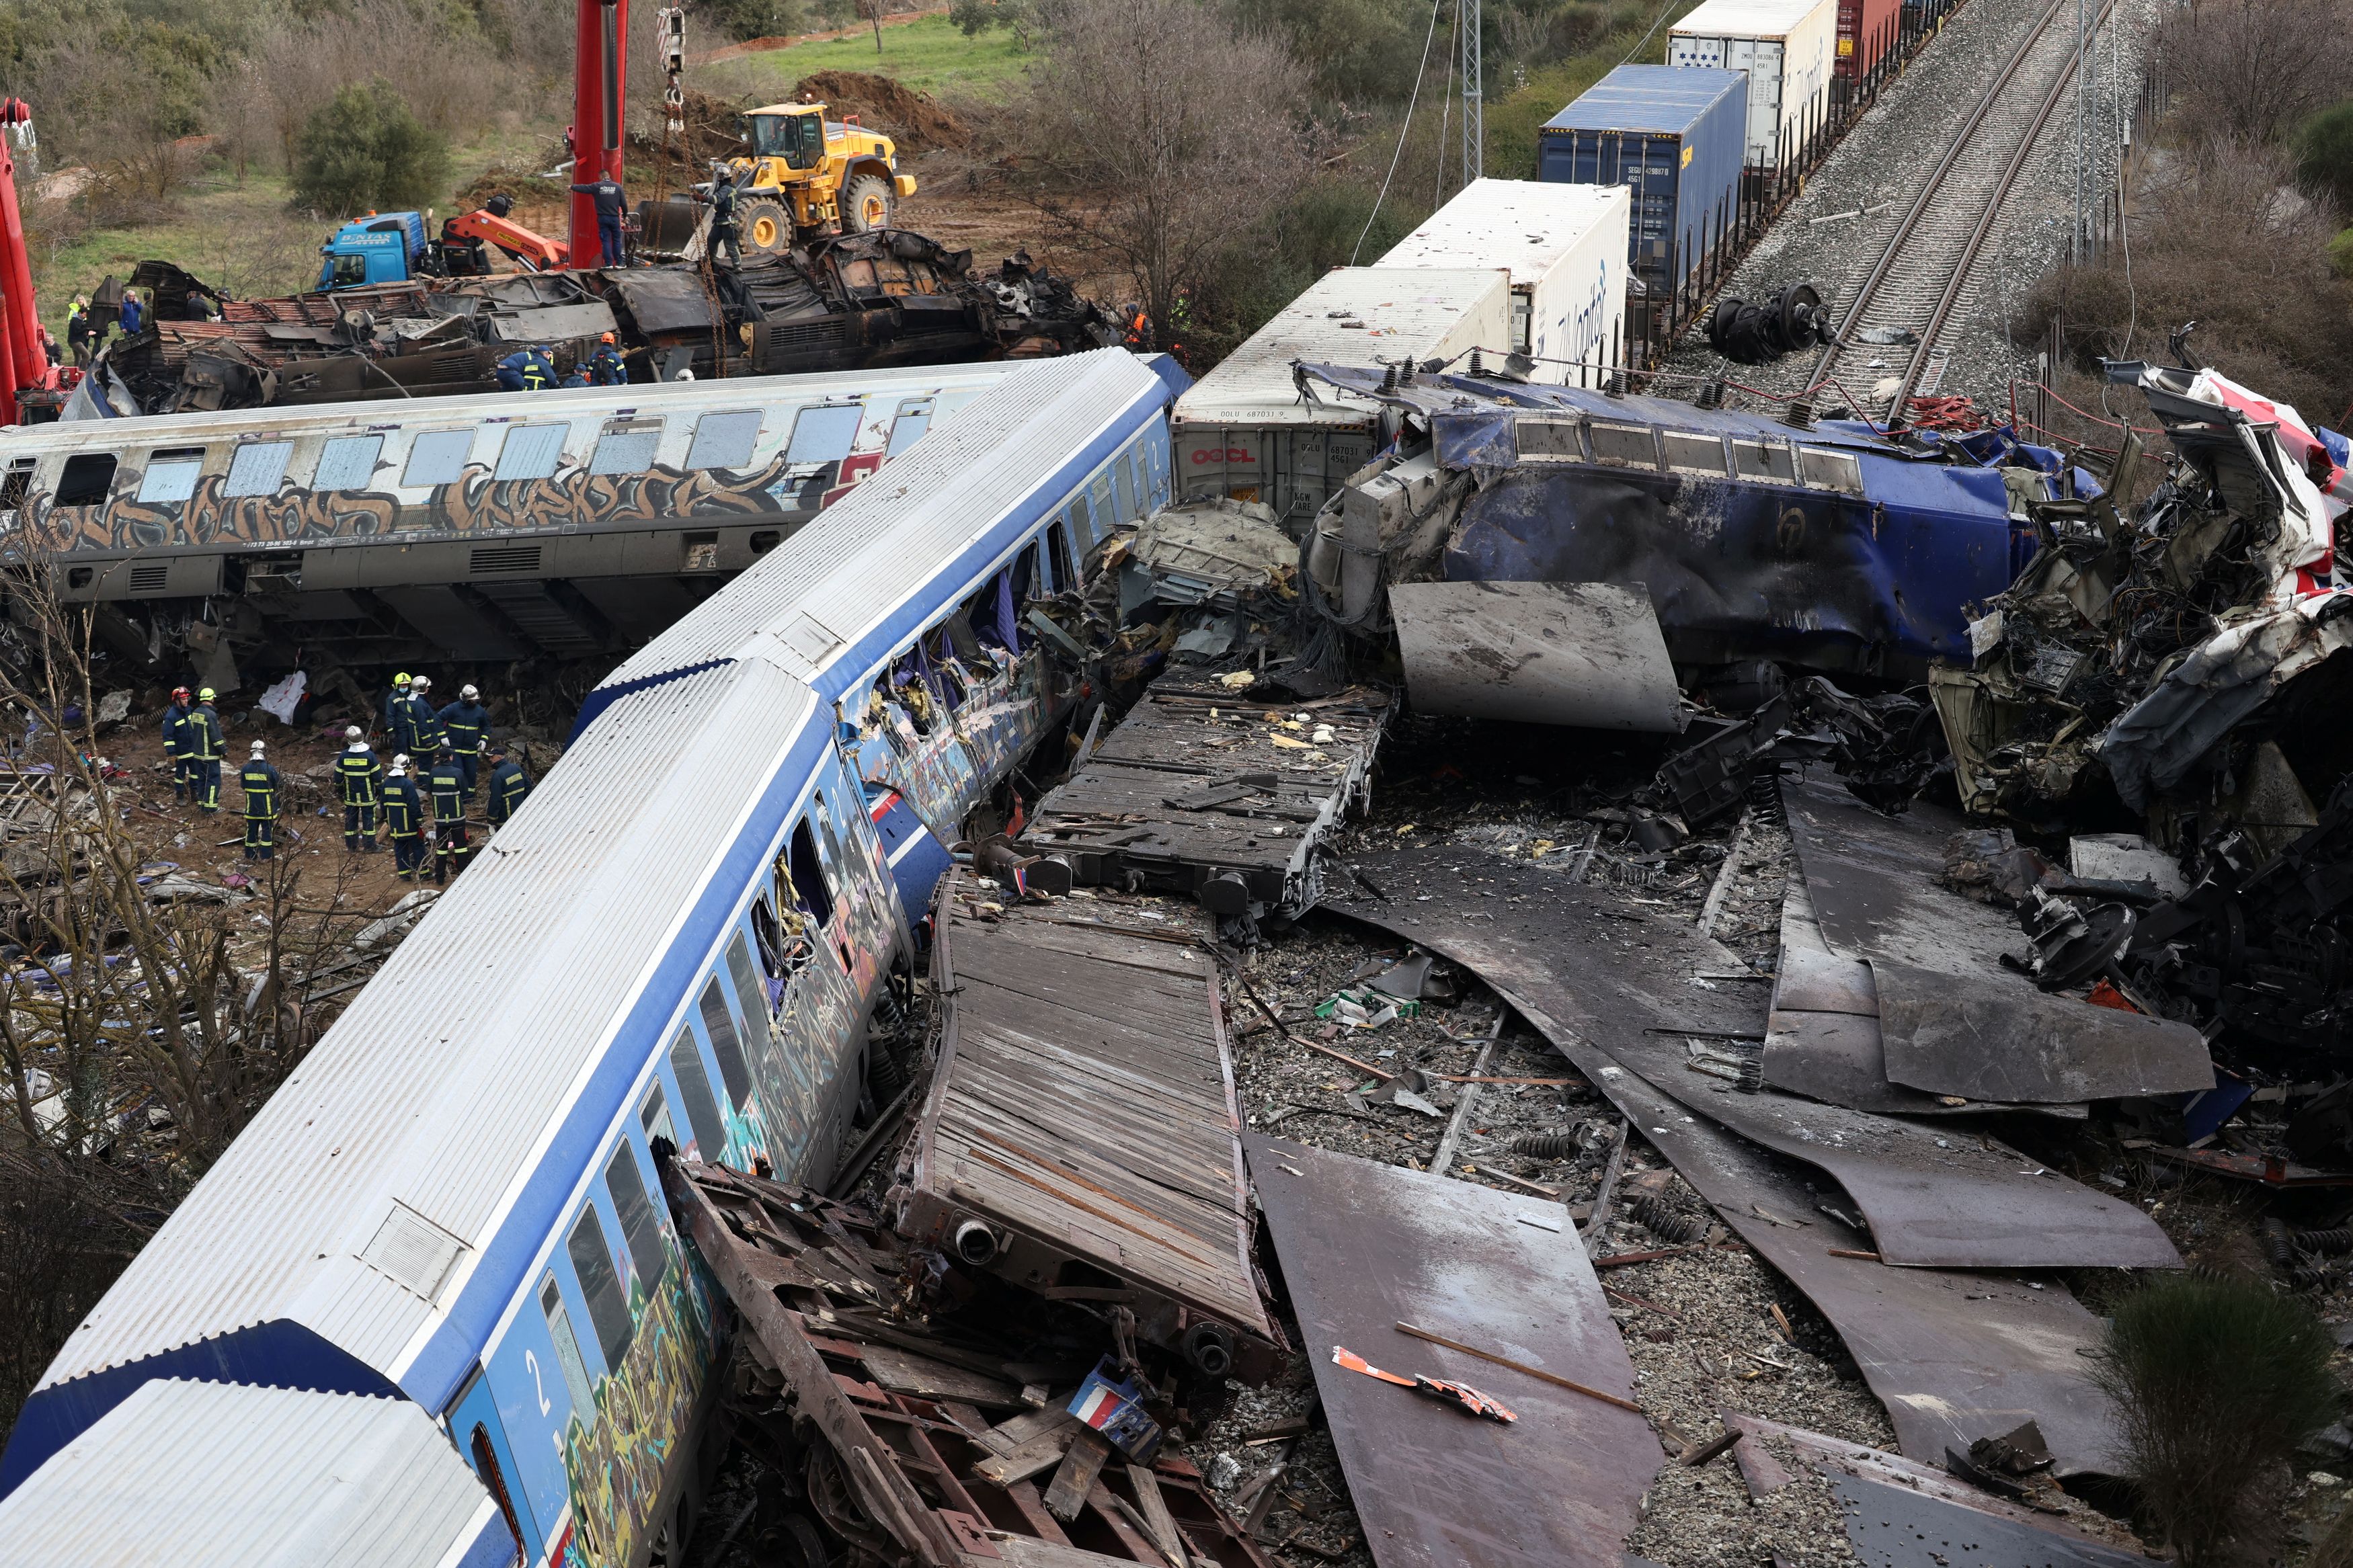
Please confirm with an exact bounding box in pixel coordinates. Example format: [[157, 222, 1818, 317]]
[[250, 741, 266, 756], [392, 752, 411, 770], [198, 687, 215, 701], [393, 672, 411, 686], [600, 331, 615, 343], [345, 725, 363, 740], [413, 675, 431, 690], [461, 684, 479, 701], [171, 686, 190, 702]]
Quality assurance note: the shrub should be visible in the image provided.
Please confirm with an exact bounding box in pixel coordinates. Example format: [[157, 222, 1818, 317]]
[[291, 80, 451, 218], [2090, 1274, 2339, 1567], [2301, 99, 2353, 210], [704, 0, 809, 42]]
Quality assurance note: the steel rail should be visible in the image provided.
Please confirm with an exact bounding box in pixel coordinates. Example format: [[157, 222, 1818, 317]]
[[1804, 0, 2111, 421]]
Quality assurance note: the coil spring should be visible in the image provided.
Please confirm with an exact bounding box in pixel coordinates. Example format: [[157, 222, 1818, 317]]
[[2264, 1219, 2295, 1270], [1511, 1132, 1581, 1160], [2300, 1227, 2353, 1256], [2292, 1261, 2340, 1292], [1631, 1194, 1708, 1245], [1746, 768, 1788, 827]]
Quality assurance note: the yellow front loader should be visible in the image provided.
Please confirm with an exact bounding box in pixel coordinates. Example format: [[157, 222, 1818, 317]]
[[724, 101, 917, 257]]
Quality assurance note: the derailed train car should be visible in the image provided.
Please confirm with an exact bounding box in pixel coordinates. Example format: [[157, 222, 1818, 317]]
[[1297, 362, 2088, 709], [0, 349, 1188, 1568], [0, 360, 1040, 678]]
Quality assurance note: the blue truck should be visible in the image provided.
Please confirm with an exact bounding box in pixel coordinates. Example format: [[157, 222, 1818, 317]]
[[315, 211, 430, 290]]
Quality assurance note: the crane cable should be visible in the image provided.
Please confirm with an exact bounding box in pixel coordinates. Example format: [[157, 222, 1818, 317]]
[[1351, 0, 1448, 265]]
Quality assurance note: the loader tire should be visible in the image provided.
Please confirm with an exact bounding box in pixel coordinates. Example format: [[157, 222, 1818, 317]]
[[841, 173, 894, 235], [737, 196, 794, 259]]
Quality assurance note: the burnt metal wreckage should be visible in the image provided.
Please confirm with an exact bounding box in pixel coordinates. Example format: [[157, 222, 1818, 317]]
[[80, 237, 1115, 418]]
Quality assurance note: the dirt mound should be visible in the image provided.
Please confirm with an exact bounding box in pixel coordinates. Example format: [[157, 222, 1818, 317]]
[[793, 71, 970, 153]]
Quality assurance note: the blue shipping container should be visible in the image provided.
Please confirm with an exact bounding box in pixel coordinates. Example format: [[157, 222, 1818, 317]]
[[1538, 65, 1747, 302]]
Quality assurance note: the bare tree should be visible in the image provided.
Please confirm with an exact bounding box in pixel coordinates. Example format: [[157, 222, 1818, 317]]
[[2156, 0, 2346, 150], [1015, 0, 1317, 333]]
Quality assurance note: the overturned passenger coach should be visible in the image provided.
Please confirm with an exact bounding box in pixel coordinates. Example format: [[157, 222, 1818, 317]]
[[0, 351, 1192, 1568], [1295, 364, 2090, 695], [0, 361, 1045, 677]]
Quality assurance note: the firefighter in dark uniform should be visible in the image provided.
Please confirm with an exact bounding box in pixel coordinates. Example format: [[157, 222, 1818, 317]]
[[403, 675, 445, 759], [383, 672, 413, 745], [485, 743, 532, 828], [428, 745, 471, 883], [438, 683, 489, 798], [589, 331, 627, 386], [162, 686, 193, 802], [335, 725, 384, 852], [187, 688, 226, 813], [239, 741, 280, 861], [383, 755, 427, 881]]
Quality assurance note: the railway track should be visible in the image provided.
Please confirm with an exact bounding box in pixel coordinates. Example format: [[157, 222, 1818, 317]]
[[1810, 0, 2117, 420]]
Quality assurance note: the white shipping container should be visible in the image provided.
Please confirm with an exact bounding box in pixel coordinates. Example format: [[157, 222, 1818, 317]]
[[1172, 266, 1511, 520], [1669, 0, 1839, 168], [1373, 179, 1631, 388]]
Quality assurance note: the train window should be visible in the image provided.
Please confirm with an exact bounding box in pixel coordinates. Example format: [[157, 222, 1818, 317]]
[[55, 453, 118, 507], [590, 421, 662, 477], [666, 1028, 727, 1153], [725, 931, 771, 1024], [223, 442, 294, 498], [492, 424, 567, 482], [639, 1084, 677, 1150], [688, 410, 764, 470], [1047, 521, 1075, 589], [1588, 424, 1659, 468], [602, 1143, 670, 1289], [783, 405, 861, 468], [885, 398, 933, 456], [697, 979, 753, 1108], [1014, 541, 1041, 600], [787, 819, 836, 930], [1094, 474, 1118, 531], [1799, 448, 1865, 493], [537, 1275, 597, 1415], [135, 448, 206, 505], [1518, 419, 1583, 460], [0, 459, 32, 512], [315, 435, 384, 491], [1732, 439, 1797, 483], [1661, 432, 1728, 476], [563, 1206, 634, 1368], [403, 429, 477, 487]]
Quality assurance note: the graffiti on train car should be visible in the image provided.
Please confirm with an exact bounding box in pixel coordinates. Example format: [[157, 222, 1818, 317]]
[[855, 648, 1053, 840], [555, 1260, 714, 1568], [22, 454, 832, 555]]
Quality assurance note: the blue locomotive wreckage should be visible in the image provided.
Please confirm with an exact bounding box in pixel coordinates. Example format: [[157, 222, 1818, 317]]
[[1289, 360, 2091, 731]]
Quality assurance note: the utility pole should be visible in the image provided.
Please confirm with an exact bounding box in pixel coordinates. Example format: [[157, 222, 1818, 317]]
[[1462, 0, 1482, 185], [2071, 0, 2096, 259]]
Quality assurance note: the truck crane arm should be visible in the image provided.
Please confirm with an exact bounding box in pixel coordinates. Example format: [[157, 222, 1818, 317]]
[[442, 208, 570, 272]]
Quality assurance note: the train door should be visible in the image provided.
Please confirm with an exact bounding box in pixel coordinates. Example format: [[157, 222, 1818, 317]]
[[449, 1366, 539, 1566]]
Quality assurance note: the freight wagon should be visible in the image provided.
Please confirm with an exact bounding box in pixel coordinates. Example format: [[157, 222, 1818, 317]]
[[1835, 0, 1902, 89], [1538, 66, 1749, 310], [1669, 0, 1841, 169], [1373, 179, 1632, 388], [1170, 265, 1511, 522]]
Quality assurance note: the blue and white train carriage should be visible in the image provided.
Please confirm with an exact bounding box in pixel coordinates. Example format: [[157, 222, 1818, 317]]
[[0, 348, 1187, 1568]]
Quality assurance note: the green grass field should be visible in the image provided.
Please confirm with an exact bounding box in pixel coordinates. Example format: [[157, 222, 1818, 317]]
[[701, 15, 1032, 104]]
